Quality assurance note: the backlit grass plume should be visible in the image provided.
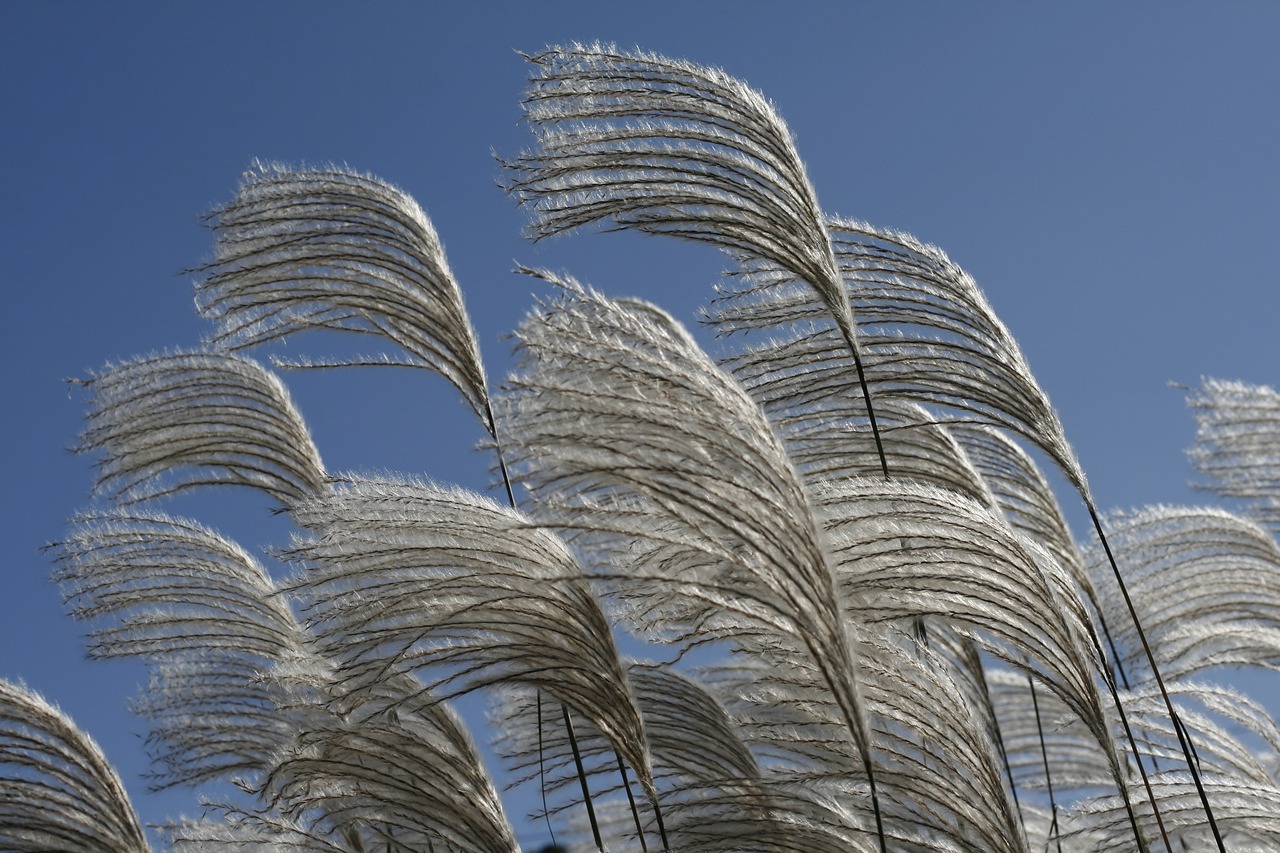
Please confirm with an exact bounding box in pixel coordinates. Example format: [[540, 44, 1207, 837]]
[[11, 43, 1280, 853]]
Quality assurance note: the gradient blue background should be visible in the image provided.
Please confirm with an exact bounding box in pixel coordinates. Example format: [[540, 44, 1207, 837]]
[[3, 2, 1278, 846]]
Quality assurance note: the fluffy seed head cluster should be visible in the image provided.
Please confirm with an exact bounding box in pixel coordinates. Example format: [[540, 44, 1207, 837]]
[[4, 44, 1278, 853]]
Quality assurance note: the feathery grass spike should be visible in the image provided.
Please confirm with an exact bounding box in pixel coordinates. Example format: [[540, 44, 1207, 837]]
[[507, 44, 890, 476], [197, 164, 493, 434], [259, 673, 519, 853], [286, 476, 659, 817], [712, 216, 1086, 493], [1187, 378, 1280, 535], [499, 272, 887, 850], [74, 350, 325, 506], [0, 680, 149, 853], [712, 212, 1217, 845], [1086, 506, 1280, 682], [52, 510, 307, 788]]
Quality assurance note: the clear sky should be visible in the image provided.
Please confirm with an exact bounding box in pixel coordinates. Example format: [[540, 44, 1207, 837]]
[[3, 2, 1278, 847]]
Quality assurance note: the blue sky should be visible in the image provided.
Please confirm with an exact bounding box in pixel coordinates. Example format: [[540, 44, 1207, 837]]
[[3, 2, 1278, 846]]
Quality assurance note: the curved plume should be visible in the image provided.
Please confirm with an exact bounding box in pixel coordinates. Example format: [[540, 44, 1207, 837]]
[[985, 666, 1114, 793], [506, 44, 889, 474], [770, 394, 992, 500], [1085, 505, 1280, 680], [498, 664, 774, 850], [257, 673, 518, 853], [284, 475, 658, 810], [196, 164, 493, 434], [712, 217, 1086, 494], [709, 213, 1217, 842], [818, 477, 1109, 741], [498, 273, 887, 842], [73, 350, 325, 506], [862, 631, 1027, 853], [52, 510, 309, 788], [506, 44, 850, 330], [163, 811, 350, 853], [1187, 378, 1280, 535], [1068, 774, 1280, 852], [0, 679, 149, 853], [1121, 680, 1280, 786], [949, 425, 1104, 617]]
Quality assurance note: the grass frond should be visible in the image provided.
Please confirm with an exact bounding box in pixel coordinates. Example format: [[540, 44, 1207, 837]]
[[73, 350, 325, 506], [197, 163, 493, 434], [0, 679, 149, 853], [498, 273, 886, 834], [51, 510, 309, 788], [284, 475, 658, 810], [1187, 378, 1280, 535]]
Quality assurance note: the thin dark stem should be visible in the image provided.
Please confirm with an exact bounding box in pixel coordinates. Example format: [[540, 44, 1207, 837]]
[[1029, 675, 1063, 853], [652, 787, 670, 851], [833, 320, 888, 853], [616, 754, 649, 853], [489, 402, 665, 850], [1100, 666, 1163, 853], [971, 648, 1026, 841], [1096, 606, 1133, 691], [838, 323, 890, 481], [536, 692, 557, 848], [1088, 504, 1225, 852], [562, 704, 604, 852]]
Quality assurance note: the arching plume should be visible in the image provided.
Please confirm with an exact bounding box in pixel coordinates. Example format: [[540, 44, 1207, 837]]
[[51, 510, 308, 788], [1084, 505, 1280, 680], [196, 163, 494, 434], [497, 272, 888, 847], [1186, 378, 1280, 535], [255, 673, 519, 853], [711, 217, 1086, 494], [284, 476, 659, 814], [0, 679, 149, 853], [505, 43, 889, 474], [73, 350, 325, 506]]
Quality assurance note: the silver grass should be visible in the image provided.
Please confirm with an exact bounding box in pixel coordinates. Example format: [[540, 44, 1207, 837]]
[[770, 395, 993, 500], [506, 44, 853, 336], [1187, 378, 1280, 535], [505, 44, 893, 478], [815, 477, 1132, 793], [26, 44, 1280, 853], [948, 425, 1109, 643], [1067, 774, 1280, 851], [196, 163, 493, 434], [256, 673, 518, 853], [489, 688, 623, 821], [496, 274, 886, 836], [283, 475, 659, 812], [163, 810, 353, 853], [495, 665, 777, 851], [859, 630, 1027, 853], [711, 217, 1086, 495], [1085, 505, 1280, 680], [627, 664, 761, 792], [1120, 681, 1280, 786], [0, 679, 149, 853], [52, 509, 519, 850], [51, 510, 308, 788], [711, 214, 1217, 843], [709, 632, 1031, 853], [984, 666, 1114, 793], [74, 350, 325, 505]]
